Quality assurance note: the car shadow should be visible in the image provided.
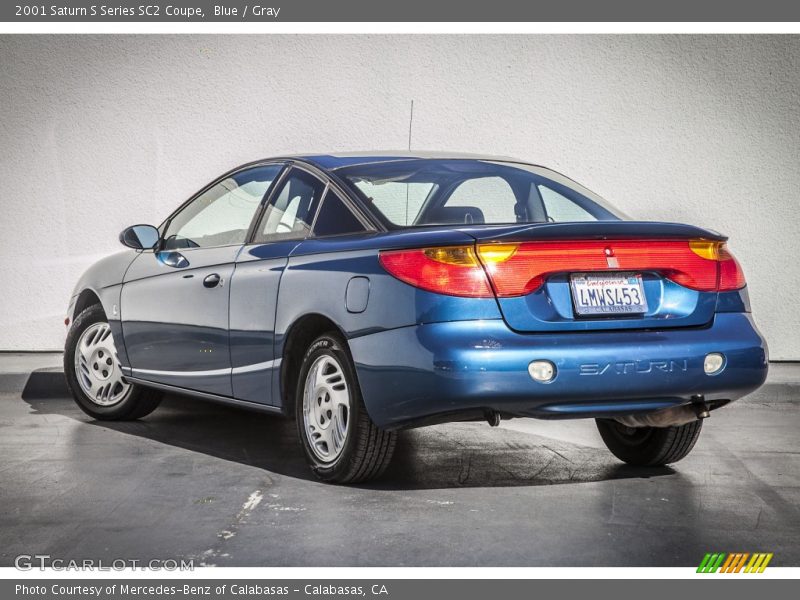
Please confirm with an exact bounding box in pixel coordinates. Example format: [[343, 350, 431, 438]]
[[21, 369, 675, 490]]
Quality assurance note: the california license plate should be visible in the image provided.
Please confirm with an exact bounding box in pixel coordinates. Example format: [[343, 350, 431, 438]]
[[570, 272, 648, 316]]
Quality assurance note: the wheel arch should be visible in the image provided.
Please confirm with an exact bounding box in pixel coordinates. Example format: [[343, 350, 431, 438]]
[[68, 283, 129, 367], [72, 288, 104, 321], [279, 313, 351, 415]]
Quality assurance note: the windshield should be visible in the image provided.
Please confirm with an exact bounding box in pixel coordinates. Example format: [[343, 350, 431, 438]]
[[336, 159, 627, 228]]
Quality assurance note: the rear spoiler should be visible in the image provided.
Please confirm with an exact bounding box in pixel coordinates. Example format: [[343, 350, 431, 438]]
[[459, 221, 727, 243]]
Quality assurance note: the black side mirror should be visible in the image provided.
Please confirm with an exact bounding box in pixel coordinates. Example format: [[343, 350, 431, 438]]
[[120, 224, 160, 250]]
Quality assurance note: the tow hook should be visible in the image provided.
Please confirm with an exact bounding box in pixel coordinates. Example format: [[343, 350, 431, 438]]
[[486, 411, 501, 427]]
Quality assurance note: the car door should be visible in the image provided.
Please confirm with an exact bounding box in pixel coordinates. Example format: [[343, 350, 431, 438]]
[[229, 166, 328, 404], [121, 164, 284, 396]]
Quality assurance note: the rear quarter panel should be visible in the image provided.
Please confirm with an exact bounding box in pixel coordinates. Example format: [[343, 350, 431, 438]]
[[272, 230, 503, 408]]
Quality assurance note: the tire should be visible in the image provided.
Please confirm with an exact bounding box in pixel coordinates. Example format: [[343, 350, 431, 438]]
[[596, 418, 703, 466], [64, 304, 162, 421], [295, 332, 397, 484]]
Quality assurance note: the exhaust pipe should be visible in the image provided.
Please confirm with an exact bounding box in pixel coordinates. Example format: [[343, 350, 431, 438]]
[[613, 398, 710, 428]]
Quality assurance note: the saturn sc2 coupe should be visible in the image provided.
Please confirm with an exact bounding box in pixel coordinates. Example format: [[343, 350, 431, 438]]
[[64, 153, 768, 483]]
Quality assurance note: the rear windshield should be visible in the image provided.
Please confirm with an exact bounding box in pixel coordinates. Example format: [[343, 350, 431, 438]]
[[336, 159, 626, 228]]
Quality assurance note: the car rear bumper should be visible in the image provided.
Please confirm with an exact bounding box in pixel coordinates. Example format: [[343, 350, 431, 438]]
[[349, 312, 768, 429]]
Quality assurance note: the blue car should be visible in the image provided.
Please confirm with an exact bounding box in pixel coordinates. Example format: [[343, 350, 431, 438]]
[[64, 153, 768, 483]]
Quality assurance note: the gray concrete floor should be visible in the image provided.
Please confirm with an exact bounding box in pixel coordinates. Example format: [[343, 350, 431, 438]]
[[1, 353, 799, 567]]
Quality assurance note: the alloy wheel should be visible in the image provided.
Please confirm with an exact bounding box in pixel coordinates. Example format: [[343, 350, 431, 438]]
[[74, 322, 131, 406], [302, 354, 351, 462]]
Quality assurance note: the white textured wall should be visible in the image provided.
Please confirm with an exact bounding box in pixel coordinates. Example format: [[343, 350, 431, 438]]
[[1, 35, 798, 358]]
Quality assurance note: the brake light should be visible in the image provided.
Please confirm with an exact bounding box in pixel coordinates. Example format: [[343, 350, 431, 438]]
[[475, 239, 745, 297], [378, 246, 494, 298], [687, 240, 746, 291], [380, 239, 746, 298]]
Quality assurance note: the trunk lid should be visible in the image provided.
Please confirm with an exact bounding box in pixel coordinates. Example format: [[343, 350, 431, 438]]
[[460, 221, 726, 333]]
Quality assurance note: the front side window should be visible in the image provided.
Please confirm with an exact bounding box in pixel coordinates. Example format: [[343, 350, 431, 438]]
[[337, 159, 626, 228], [163, 164, 282, 250], [253, 168, 326, 243]]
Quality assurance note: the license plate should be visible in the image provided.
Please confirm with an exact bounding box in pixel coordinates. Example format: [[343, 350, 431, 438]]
[[570, 272, 648, 316]]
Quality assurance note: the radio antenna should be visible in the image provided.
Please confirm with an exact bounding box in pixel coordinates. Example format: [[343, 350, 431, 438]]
[[405, 100, 415, 224], [407, 99, 414, 151]]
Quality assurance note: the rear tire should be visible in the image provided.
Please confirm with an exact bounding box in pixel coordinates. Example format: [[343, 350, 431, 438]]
[[596, 418, 703, 466], [65, 304, 162, 421], [295, 332, 396, 484]]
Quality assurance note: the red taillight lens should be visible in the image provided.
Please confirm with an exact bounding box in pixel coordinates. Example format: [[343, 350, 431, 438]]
[[475, 239, 745, 297], [378, 246, 494, 298], [380, 239, 746, 298], [718, 245, 746, 291]]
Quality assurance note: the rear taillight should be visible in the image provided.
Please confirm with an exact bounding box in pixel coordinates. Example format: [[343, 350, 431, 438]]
[[686, 240, 746, 290], [378, 246, 494, 297], [380, 239, 746, 298], [717, 245, 747, 291], [476, 239, 745, 297]]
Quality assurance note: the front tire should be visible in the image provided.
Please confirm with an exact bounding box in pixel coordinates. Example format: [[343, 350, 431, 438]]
[[65, 304, 162, 421], [596, 418, 703, 466], [295, 333, 396, 484]]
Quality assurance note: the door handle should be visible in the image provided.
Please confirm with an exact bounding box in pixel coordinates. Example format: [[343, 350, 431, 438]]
[[203, 273, 222, 288]]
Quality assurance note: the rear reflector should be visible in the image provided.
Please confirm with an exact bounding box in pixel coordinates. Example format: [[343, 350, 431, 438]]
[[704, 352, 726, 375], [528, 360, 556, 382], [379, 239, 745, 298]]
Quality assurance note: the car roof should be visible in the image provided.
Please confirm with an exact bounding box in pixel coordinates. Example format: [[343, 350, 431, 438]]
[[284, 151, 527, 171]]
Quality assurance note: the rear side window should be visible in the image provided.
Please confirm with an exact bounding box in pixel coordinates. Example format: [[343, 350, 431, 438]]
[[353, 181, 433, 226], [539, 185, 597, 222], [253, 169, 325, 243], [313, 191, 366, 237]]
